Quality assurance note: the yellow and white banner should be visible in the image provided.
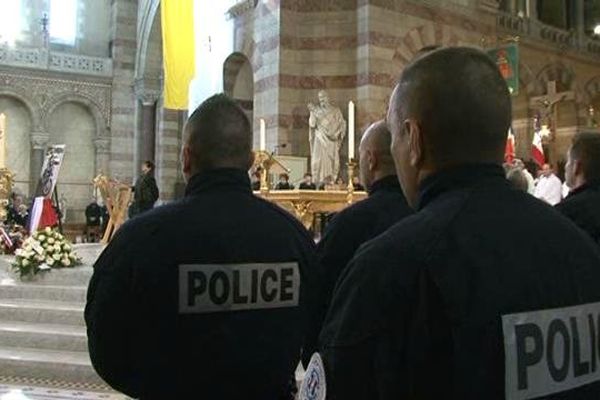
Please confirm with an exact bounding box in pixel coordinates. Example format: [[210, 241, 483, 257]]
[[161, 0, 196, 110]]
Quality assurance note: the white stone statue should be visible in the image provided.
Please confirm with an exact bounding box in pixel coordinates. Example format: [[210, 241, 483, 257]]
[[308, 91, 346, 183]]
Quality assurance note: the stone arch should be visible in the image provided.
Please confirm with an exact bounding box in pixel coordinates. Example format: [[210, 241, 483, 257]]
[[0, 93, 34, 195], [0, 87, 41, 130], [392, 25, 463, 66], [46, 101, 97, 223], [532, 61, 575, 96], [582, 76, 600, 105], [135, 0, 161, 81], [43, 93, 109, 139], [583, 76, 600, 127], [223, 52, 254, 121]]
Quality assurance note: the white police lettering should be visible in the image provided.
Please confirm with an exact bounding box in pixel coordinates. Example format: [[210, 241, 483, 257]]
[[179, 263, 300, 313], [502, 301, 600, 400]]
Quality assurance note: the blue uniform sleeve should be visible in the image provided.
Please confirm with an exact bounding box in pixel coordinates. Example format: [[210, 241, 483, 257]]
[[84, 231, 141, 397]]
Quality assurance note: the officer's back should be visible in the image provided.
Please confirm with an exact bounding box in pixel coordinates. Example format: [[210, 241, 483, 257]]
[[556, 131, 600, 246], [85, 94, 316, 400], [304, 121, 412, 364], [309, 48, 600, 400]]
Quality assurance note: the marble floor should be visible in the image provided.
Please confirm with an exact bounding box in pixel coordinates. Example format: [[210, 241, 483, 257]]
[[0, 384, 128, 400]]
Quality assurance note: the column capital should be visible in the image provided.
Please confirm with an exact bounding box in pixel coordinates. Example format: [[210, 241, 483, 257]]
[[93, 137, 111, 154], [134, 78, 161, 106], [30, 132, 50, 150]]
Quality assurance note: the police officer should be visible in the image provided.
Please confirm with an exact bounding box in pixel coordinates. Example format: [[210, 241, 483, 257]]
[[86, 94, 316, 399], [307, 47, 600, 399], [556, 131, 600, 245], [304, 121, 412, 365]]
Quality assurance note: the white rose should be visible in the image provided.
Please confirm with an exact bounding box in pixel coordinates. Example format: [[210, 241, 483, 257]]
[[37, 235, 46, 242], [62, 258, 71, 267], [22, 259, 29, 267], [46, 257, 54, 265], [52, 253, 61, 261], [54, 244, 61, 252], [36, 254, 44, 262], [63, 244, 71, 251], [47, 237, 55, 244], [45, 227, 52, 234]]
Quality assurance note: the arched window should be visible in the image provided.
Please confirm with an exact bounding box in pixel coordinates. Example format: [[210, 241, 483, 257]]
[[0, 0, 23, 46], [50, 0, 78, 46]]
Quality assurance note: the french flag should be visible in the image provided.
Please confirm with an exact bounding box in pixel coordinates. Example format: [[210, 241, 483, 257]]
[[505, 128, 515, 164], [531, 113, 545, 167]]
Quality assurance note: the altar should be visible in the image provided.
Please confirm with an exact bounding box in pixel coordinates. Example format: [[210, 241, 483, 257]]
[[256, 189, 367, 230]]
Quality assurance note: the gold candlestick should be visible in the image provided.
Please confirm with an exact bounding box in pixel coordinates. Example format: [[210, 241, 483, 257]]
[[346, 159, 357, 204], [254, 150, 274, 193]]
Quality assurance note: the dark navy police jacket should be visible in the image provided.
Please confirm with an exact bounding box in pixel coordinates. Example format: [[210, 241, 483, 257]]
[[85, 169, 316, 399], [304, 175, 412, 366], [318, 164, 600, 400], [556, 181, 600, 246]]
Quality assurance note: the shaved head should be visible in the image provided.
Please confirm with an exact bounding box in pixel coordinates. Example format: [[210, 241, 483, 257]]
[[182, 94, 253, 180], [386, 46, 512, 206], [359, 120, 397, 190]]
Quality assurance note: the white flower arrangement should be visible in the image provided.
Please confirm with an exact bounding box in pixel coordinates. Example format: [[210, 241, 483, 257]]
[[12, 227, 82, 278]]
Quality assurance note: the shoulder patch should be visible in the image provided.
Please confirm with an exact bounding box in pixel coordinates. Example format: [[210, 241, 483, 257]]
[[299, 353, 326, 400]]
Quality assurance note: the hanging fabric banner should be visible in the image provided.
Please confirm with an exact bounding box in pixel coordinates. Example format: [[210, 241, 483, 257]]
[[487, 43, 519, 96], [161, 0, 196, 109]]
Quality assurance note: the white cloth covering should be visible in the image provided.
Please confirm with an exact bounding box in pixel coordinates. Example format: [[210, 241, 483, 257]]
[[534, 174, 563, 205]]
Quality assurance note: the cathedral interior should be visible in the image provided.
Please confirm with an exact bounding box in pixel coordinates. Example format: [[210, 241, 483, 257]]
[[0, 0, 599, 398]]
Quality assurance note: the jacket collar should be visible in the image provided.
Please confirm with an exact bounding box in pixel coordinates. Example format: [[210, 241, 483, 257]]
[[367, 175, 402, 196], [565, 180, 600, 199], [417, 163, 506, 210], [184, 168, 252, 197]]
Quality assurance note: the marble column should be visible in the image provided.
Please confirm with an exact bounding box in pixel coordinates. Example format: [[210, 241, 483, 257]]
[[528, 0, 538, 19], [93, 137, 111, 176], [29, 132, 50, 196], [139, 100, 157, 163], [575, 0, 585, 47], [133, 79, 160, 177]]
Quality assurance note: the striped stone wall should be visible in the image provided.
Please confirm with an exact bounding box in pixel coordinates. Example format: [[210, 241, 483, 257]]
[[109, 0, 138, 183], [231, 0, 498, 171], [155, 99, 185, 201]]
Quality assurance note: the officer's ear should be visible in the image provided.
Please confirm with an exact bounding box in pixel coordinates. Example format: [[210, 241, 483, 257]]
[[182, 144, 193, 176], [245, 151, 254, 171], [404, 119, 424, 169], [573, 158, 584, 178], [367, 149, 377, 172]]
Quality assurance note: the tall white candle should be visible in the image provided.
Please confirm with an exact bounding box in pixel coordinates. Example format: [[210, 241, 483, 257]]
[[0, 113, 6, 169], [260, 118, 266, 151], [348, 101, 355, 160]]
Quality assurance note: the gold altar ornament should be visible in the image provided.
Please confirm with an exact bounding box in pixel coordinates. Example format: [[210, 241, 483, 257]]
[[93, 174, 132, 243], [0, 168, 14, 222], [0, 114, 14, 222], [253, 150, 291, 193]]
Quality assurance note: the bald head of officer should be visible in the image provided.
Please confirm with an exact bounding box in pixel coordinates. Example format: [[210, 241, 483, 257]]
[[386, 46, 512, 207], [358, 120, 396, 191], [182, 93, 254, 181]]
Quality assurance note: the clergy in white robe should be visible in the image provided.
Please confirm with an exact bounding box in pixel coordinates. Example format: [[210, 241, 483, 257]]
[[534, 164, 563, 205]]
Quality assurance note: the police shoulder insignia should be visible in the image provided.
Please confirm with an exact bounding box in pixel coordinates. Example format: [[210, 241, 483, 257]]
[[299, 352, 326, 400]]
